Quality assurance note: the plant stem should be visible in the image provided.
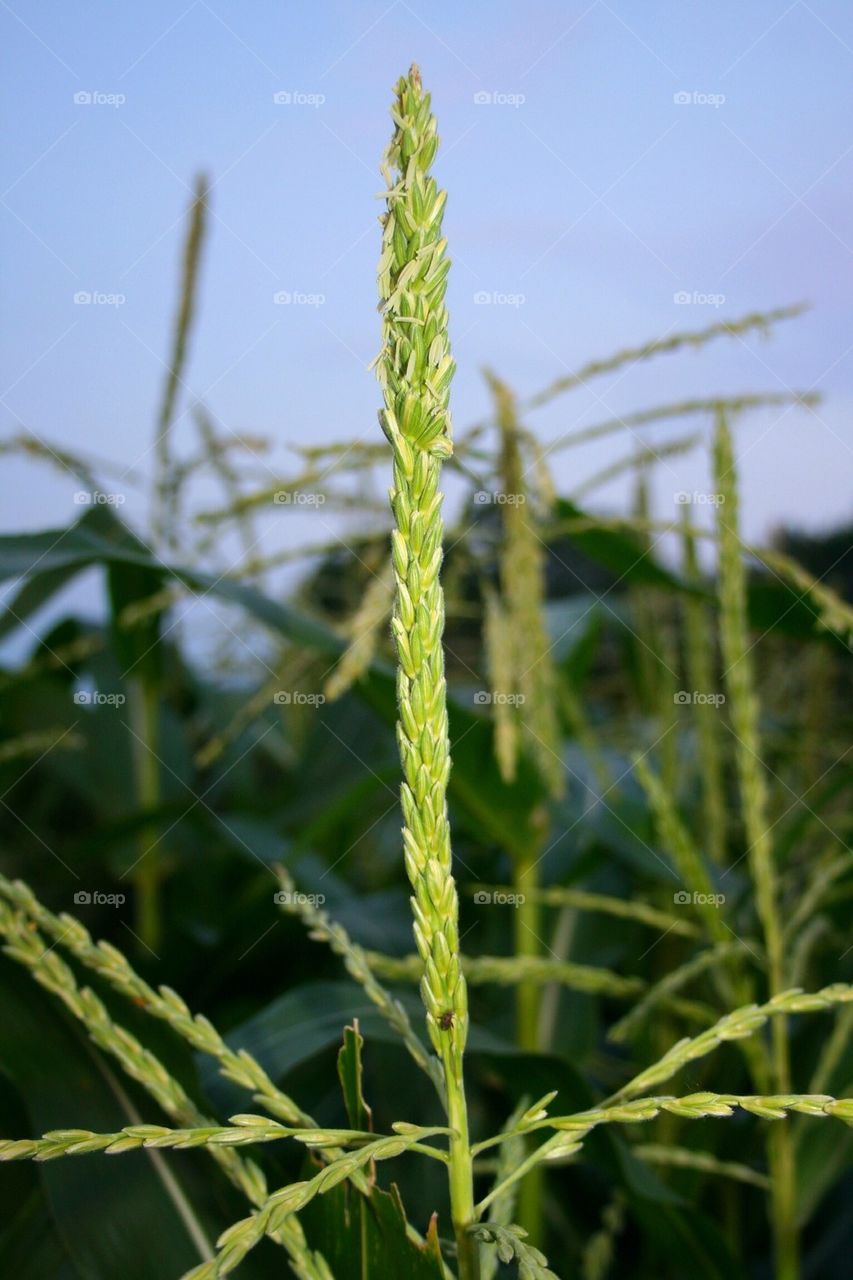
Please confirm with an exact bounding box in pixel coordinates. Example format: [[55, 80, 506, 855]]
[[513, 842, 544, 1246], [130, 678, 161, 952], [514, 847, 541, 1051], [443, 1041, 480, 1280], [681, 507, 726, 864]]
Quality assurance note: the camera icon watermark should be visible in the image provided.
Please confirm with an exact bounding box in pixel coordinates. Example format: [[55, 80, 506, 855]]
[[73, 90, 126, 108], [273, 890, 326, 906], [673, 91, 725, 108], [673, 290, 725, 307], [473, 90, 526, 108], [273, 490, 325, 505], [73, 291, 126, 307], [273, 691, 326, 706], [473, 890, 526, 906], [272, 90, 325, 107], [73, 889, 126, 906], [273, 290, 325, 307], [674, 690, 726, 707], [673, 889, 725, 907], [674, 491, 725, 506], [474, 490, 526, 505], [73, 690, 127, 707], [473, 290, 526, 307], [473, 690, 525, 706], [74, 490, 126, 506]]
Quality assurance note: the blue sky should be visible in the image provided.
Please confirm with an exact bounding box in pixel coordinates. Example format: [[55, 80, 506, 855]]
[[2, 0, 852, 574]]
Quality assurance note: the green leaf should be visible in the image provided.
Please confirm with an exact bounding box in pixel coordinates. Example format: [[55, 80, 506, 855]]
[[106, 557, 164, 686], [300, 1178, 446, 1280], [0, 961, 222, 1280], [0, 1189, 80, 1279], [0, 509, 546, 860], [338, 1022, 373, 1134], [0, 563, 85, 643], [552, 499, 689, 591], [746, 575, 850, 644], [0, 505, 344, 658], [795, 1108, 853, 1222]]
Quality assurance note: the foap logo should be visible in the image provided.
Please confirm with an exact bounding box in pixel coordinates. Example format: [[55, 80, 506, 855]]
[[474, 490, 526, 506], [674, 690, 726, 707], [473, 290, 525, 308], [273, 290, 325, 307], [74, 490, 126, 506], [73, 90, 126, 108], [74, 690, 127, 707], [473, 90, 526, 108], [674, 889, 726, 907], [673, 290, 726, 307], [673, 90, 725, 108], [274, 691, 326, 706], [675, 491, 725, 506], [74, 291, 126, 307], [273, 90, 325, 107], [473, 890, 526, 907], [473, 691, 526, 706], [274, 890, 325, 906], [273, 490, 325, 506], [73, 890, 127, 906]]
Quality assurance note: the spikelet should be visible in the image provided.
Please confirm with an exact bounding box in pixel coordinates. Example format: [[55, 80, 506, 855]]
[[153, 173, 209, 550], [533, 387, 817, 458], [713, 412, 784, 1007], [486, 371, 563, 798], [525, 305, 808, 411]]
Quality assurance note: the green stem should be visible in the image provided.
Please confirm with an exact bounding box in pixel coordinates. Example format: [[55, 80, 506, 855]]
[[681, 508, 726, 864], [130, 679, 161, 952], [514, 849, 541, 1051], [514, 844, 543, 1246], [443, 1042, 480, 1280], [767, 1000, 797, 1279], [770, 1112, 798, 1280]]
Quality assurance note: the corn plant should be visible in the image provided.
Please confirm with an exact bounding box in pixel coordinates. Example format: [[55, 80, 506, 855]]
[[1, 63, 852, 1280]]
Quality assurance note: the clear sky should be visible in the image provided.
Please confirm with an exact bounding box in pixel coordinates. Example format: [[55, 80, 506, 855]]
[[2, 0, 852, 571]]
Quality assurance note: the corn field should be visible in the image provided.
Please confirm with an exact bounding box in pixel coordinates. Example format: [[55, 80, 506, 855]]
[[1, 32, 852, 1280]]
